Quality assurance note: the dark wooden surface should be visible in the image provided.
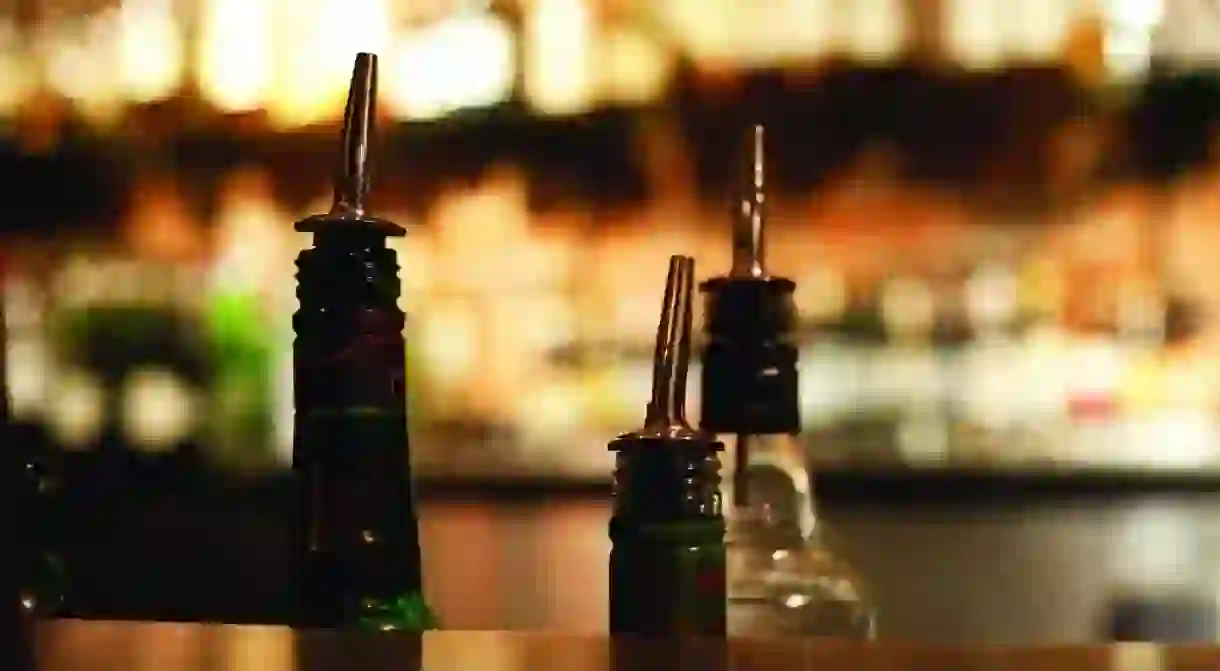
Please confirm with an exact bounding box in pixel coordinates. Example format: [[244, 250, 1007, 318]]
[[40, 466, 1220, 644], [32, 619, 1220, 671], [46, 474, 1220, 643], [31, 452, 1220, 642]]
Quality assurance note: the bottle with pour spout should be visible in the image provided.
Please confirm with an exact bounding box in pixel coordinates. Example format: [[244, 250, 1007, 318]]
[[700, 125, 875, 639], [608, 255, 727, 636], [290, 53, 436, 631]]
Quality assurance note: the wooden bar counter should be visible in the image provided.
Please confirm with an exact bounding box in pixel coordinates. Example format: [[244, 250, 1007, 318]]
[[25, 620, 1220, 670]]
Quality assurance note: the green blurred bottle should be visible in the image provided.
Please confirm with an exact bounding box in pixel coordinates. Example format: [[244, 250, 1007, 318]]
[[204, 291, 275, 468]]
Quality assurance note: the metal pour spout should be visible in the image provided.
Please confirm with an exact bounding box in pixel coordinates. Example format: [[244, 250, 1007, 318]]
[[331, 52, 378, 218], [730, 124, 767, 279], [643, 255, 696, 435]]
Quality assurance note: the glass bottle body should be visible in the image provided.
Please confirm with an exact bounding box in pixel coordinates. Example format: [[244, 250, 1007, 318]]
[[9, 282, 66, 638], [292, 233, 435, 631], [608, 442, 727, 636], [723, 436, 875, 640], [17, 438, 68, 618]]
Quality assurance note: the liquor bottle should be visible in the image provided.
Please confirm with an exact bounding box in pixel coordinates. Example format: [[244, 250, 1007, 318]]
[[608, 255, 727, 636], [11, 588, 33, 671], [5, 258, 67, 627], [700, 126, 874, 639], [17, 453, 67, 620], [291, 53, 436, 631], [4, 266, 35, 670]]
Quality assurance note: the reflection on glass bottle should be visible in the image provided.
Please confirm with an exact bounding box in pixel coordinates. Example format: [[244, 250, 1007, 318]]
[[726, 436, 875, 639]]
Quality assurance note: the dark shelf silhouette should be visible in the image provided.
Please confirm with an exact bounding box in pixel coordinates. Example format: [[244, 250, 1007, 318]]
[[6, 65, 1220, 237]]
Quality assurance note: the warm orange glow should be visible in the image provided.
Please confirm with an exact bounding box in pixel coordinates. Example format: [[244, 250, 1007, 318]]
[[842, 0, 906, 62], [431, 169, 532, 292], [1104, 0, 1162, 79], [387, 231, 433, 304], [123, 367, 199, 452], [881, 277, 935, 341], [198, 0, 273, 112], [1018, 257, 1068, 320], [270, 0, 391, 128], [210, 168, 292, 302], [14, 75, 1220, 476], [796, 267, 849, 323], [124, 176, 204, 262], [43, 12, 125, 124], [218, 626, 294, 671], [596, 26, 675, 105], [659, 0, 840, 66], [0, 20, 34, 119], [1063, 11, 1107, 84], [524, 0, 596, 115], [1005, 0, 1074, 61], [945, 0, 1005, 69], [383, 9, 516, 121], [48, 369, 104, 450], [118, 0, 185, 103], [5, 335, 49, 420], [417, 298, 481, 397], [129, 622, 204, 671]]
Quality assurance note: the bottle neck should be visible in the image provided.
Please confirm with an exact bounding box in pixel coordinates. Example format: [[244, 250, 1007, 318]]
[[610, 444, 724, 523], [723, 434, 818, 542]]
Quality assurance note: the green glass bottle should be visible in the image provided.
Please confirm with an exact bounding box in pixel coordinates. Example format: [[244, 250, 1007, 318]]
[[290, 53, 435, 631], [608, 255, 727, 636]]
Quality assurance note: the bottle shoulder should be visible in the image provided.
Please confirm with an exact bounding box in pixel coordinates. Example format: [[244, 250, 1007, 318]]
[[726, 532, 875, 639], [726, 510, 872, 607]]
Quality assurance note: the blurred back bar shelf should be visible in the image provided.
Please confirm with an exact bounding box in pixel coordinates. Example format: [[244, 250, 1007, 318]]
[[7, 0, 1220, 484], [0, 0, 1181, 141]]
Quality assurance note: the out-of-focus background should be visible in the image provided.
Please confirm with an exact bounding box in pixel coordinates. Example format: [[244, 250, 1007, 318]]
[[11, 0, 1220, 644]]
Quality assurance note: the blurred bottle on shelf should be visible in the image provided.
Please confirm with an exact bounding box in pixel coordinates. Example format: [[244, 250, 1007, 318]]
[[5, 254, 67, 655], [49, 259, 207, 462], [3, 256, 33, 669], [204, 170, 287, 468], [1104, 503, 1220, 642], [17, 453, 68, 619], [204, 290, 276, 466]]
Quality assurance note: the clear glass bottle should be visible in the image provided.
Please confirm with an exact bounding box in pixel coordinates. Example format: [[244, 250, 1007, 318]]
[[725, 435, 875, 639]]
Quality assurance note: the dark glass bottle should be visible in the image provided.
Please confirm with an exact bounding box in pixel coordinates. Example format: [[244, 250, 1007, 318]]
[[17, 453, 67, 619], [4, 273, 35, 670], [609, 255, 726, 636], [291, 53, 435, 631]]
